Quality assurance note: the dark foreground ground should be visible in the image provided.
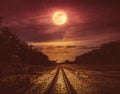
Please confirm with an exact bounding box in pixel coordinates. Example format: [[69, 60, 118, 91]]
[[0, 64, 120, 94]]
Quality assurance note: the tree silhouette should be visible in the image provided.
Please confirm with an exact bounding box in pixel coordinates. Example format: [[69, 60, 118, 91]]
[[0, 20, 53, 66], [75, 41, 120, 65]]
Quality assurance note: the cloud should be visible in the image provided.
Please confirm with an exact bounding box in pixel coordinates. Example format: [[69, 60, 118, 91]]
[[65, 46, 78, 48], [0, 0, 120, 43], [80, 46, 98, 50], [11, 24, 65, 42]]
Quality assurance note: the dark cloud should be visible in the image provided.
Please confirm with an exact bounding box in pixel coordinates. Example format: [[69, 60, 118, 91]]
[[65, 45, 98, 50], [80, 46, 99, 50], [11, 24, 65, 42], [65, 46, 78, 49]]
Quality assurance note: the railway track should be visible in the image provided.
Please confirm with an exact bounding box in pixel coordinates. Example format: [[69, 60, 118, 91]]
[[45, 67, 77, 94]]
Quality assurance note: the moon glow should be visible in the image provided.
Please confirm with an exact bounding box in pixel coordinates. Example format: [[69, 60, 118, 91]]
[[53, 11, 67, 25]]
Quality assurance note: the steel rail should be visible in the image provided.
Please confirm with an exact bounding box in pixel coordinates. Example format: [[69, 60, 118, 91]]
[[44, 67, 60, 94], [61, 67, 77, 94]]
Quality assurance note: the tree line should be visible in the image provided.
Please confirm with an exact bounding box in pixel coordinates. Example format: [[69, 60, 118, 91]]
[[75, 41, 120, 65]]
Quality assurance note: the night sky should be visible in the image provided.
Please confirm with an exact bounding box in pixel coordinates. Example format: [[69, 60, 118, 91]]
[[0, 0, 120, 62]]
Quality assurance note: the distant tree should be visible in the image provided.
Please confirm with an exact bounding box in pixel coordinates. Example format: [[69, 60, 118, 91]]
[[75, 41, 120, 65]]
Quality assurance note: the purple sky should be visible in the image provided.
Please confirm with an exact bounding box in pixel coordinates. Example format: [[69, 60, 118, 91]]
[[0, 0, 120, 62]]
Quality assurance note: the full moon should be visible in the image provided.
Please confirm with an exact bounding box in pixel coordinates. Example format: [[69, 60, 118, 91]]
[[53, 11, 67, 25]]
